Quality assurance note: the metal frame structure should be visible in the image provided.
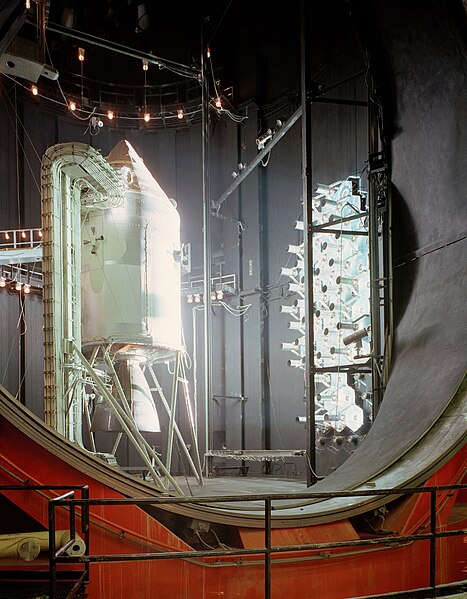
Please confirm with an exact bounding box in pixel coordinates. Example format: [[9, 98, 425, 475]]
[[368, 69, 393, 417], [40, 142, 203, 494], [47, 483, 466, 599]]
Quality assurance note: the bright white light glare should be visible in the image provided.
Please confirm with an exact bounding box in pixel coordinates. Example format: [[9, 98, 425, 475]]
[[26, 0, 31, 8], [107, 110, 114, 120], [281, 177, 370, 433], [207, 48, 211, 58], [31, 85, 38, 96], [143, 112, 150, 122]]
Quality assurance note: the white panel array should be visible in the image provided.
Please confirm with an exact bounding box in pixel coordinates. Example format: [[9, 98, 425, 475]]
[[281, 178, 370, 434]]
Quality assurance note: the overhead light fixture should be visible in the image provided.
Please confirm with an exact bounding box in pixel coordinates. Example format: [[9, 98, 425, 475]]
[[31, 84, 38, 96], [78, 47, 85, 62]]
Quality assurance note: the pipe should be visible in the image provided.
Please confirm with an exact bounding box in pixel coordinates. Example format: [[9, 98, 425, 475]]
[[201, 27, 213, 473], [301, 0, 317, 486], [46, 22, 200, 80]]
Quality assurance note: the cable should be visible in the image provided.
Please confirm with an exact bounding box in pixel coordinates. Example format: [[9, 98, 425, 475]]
[[2, 73, 203, 125], [0, 82, 41, 193], [218, 300, 251, 317], [206, 0, 234, 48], [194, 530, 216, 550], [261, 151, 271, 167], [211, 529, 230, 550]]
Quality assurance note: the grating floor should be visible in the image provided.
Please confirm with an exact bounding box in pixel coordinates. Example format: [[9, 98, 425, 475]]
[[0, 571, 85, 599]]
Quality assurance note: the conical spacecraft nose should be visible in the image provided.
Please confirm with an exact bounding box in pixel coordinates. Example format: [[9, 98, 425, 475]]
[[107, 139, 161, 194], [107, 139, 137, 167]]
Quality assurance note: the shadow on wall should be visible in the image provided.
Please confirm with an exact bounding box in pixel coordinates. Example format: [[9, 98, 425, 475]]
[[391, 183, 419, 331]]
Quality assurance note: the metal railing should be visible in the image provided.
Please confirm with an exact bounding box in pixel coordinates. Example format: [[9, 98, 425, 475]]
[[0, 228, 43, 250], [0, 485, 89, 598], [47, 483, 466, 599]]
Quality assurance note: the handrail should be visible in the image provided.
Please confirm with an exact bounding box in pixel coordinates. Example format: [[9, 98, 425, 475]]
[[47, 483, 466, 599], [0, 484, 89, 598], [48, 486, 90, 598]]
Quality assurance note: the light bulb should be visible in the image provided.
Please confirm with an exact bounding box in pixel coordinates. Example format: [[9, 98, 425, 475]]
[[187, 294, 193, 304], [142, 59, 149, 71], [31, 85, 38, 96], [214, 97, 222, 108], [194, 294, 201, 303], [143, 112, 150, 122], [0, 277, 6, 288], [4, 232, 10, 240], [177, 109, 184, 120], [26, 0, 31, 8], [38, 230, 43, 238], [107, 110, 114, 120], [15, 281, 22, 291], [24, 283, 31, 294], [21, 231, 26, 239], [206, 48, 211, 58], [69, 100, 76, 112], [216, 290, 224, 300], [211, 291, 217, 301], [78, 47, 85, 62]]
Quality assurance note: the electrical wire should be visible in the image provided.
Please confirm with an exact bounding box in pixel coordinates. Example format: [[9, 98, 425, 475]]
[[2, 72, 203, 125], [218, 300, 251, 317], [194, 530, 216, 550], [206, 0, 234, 49], [0, 81, 41, 193], [208, 51, 247, 123], [211, 528, 230, 550]]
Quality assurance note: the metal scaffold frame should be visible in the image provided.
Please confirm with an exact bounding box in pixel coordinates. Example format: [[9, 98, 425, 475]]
[[40, 142, 203, 495]]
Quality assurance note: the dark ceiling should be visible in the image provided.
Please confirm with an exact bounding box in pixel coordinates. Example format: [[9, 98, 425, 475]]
[[40, 1, 301, 90]]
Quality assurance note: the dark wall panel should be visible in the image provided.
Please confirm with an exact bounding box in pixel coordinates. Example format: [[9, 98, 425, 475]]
[[23, 293, 43, 417], [0, 292, 20, 396]]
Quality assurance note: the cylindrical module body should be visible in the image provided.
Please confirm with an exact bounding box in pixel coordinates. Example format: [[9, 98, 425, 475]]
[[81, 140, 182, 360]]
